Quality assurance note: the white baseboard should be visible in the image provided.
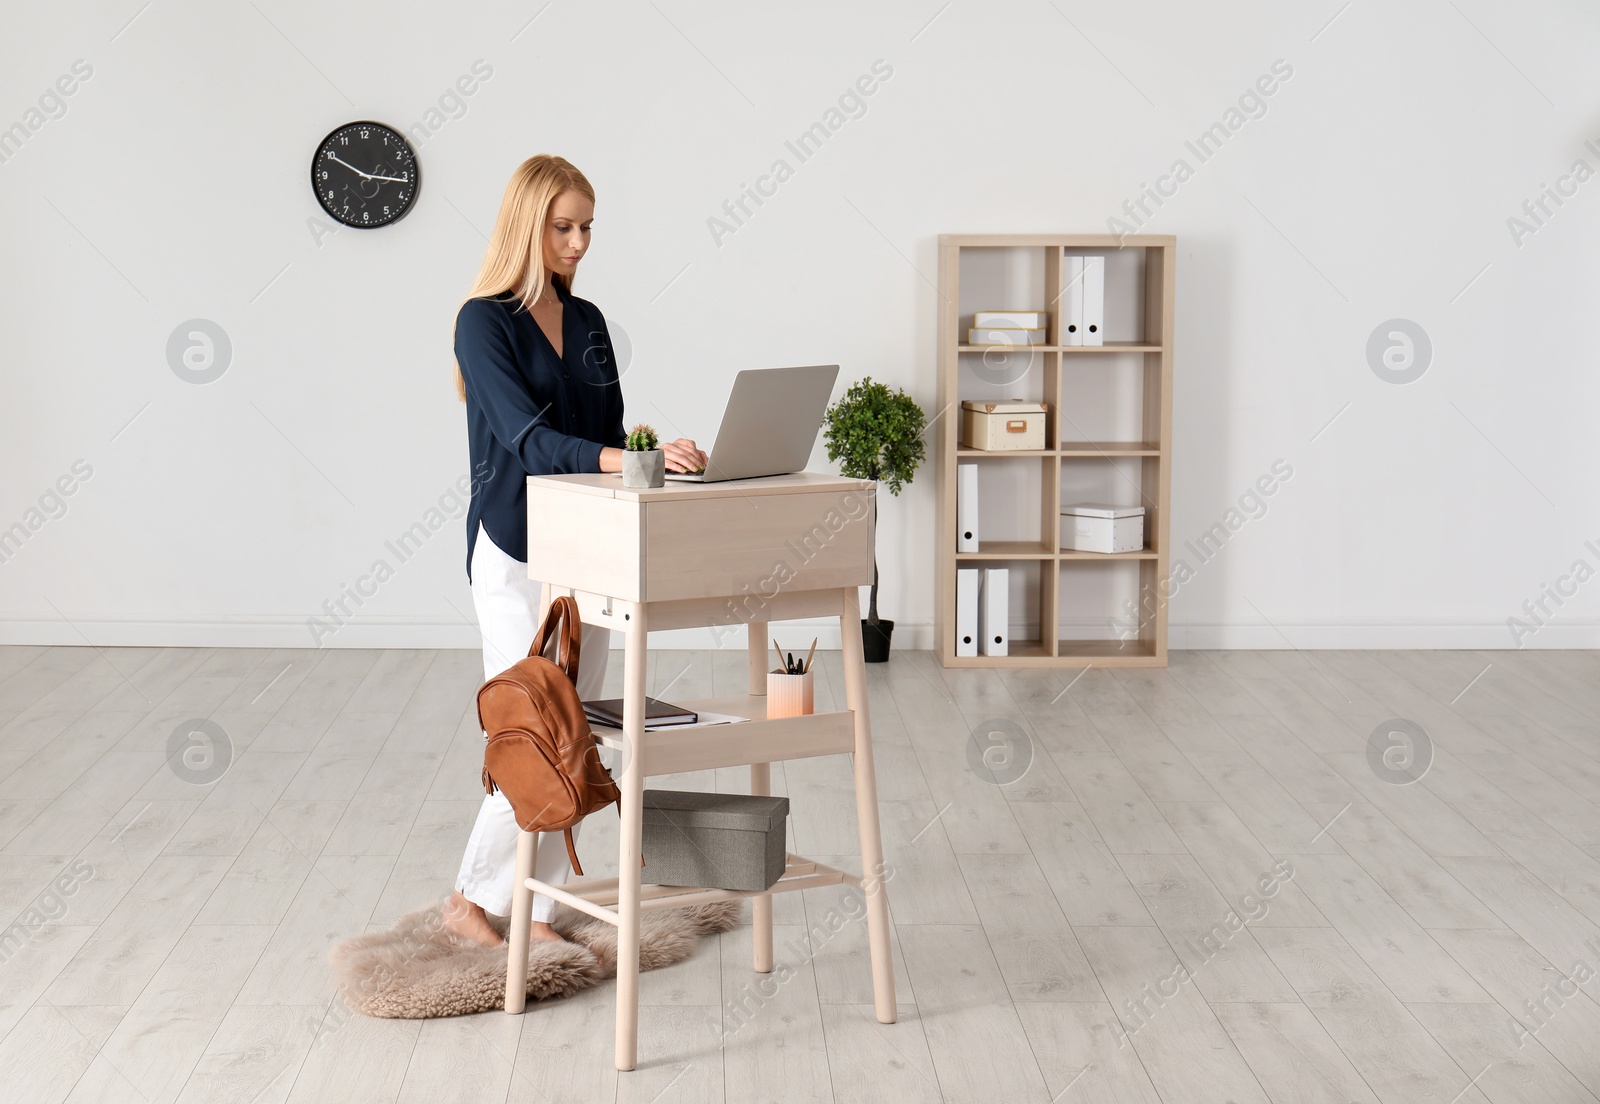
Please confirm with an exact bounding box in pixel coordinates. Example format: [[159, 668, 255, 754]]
[[0, 618, 1591, 650], [1165, 622, 1600, 649]]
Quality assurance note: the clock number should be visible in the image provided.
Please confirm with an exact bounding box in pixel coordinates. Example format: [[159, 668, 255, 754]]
[[383, 206, 391, 215]]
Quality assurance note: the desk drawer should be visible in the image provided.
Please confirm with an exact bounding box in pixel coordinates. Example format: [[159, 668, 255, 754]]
[[524, 486, 644, 600], [525, 477, 875, 603], [643, 489, 873, 602]]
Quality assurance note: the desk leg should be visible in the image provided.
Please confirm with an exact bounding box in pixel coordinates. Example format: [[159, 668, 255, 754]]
[[615, 602, 648, 1072], [747, 619, 773, 974], [503, 829, 535, 1014], [747, 619, 768, 696], [840, 587, 897, 1024]]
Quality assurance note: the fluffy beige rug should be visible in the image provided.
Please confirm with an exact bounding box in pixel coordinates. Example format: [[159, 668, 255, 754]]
[[330, 897, 742, 1018]]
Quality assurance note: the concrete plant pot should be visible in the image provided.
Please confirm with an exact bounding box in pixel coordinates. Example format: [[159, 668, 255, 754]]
[[622, 449, 665, 488]]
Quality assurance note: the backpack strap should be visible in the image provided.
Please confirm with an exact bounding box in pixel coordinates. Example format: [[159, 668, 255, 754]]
[[563, 827, 583, 877], [529, 594, 582, 684], [563, 823, 645, 877]]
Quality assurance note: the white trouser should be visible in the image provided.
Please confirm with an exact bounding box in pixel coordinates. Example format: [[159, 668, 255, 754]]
[[455, 521, 612, 922]]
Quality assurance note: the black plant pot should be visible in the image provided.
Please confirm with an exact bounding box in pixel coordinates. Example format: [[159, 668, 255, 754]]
[[861, 618, 895, 663]]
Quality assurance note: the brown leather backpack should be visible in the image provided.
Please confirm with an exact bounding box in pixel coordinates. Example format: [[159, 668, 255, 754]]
[[477, 595, 641, 876]]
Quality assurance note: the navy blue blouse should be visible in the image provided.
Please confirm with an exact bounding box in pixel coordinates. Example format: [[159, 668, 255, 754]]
[[455, 279, 625, 580]]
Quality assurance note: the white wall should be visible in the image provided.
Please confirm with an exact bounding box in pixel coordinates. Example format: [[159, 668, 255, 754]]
[[3, 0, 1597, 650]]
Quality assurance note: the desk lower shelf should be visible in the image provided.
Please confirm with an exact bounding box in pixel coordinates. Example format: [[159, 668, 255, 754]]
[[588, 693, 856, 774], [527, 853, 854, 926]]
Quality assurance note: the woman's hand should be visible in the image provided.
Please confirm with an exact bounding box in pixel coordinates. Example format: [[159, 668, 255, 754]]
[[662, 438, 707, 473]]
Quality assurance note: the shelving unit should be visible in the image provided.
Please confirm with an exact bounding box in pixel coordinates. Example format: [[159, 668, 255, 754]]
[[934, 234, 1175, 668]]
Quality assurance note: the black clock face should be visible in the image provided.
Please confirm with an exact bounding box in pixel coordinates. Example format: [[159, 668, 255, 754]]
[[312, 121, 419, 228]]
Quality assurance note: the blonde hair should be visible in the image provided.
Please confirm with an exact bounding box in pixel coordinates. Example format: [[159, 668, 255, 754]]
[[453, 155, 595, 401]]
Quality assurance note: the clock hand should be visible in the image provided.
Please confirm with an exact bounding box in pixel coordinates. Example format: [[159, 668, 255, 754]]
[[325, 152, 373, 179], [326, 152, 408, 184]]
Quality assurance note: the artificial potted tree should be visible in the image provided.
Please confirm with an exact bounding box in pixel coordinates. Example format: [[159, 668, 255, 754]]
[[622, 423, 664, 488], [822, 376, 926, 662]]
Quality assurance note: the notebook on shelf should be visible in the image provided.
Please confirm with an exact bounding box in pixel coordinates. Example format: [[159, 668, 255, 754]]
[[583, 696, 698, 729]]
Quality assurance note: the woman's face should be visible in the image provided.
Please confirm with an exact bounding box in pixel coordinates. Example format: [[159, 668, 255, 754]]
[[543, 189, 594, 279]]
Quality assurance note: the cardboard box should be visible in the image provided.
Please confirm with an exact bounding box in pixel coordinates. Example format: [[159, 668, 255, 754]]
[[960, 400, 1047, 450]]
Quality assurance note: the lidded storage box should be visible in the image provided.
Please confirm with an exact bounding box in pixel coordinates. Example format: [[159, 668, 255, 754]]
[[960, 400, 1048, 451], [641, 789, 790, 891], [1060, 503, 1145, 553]]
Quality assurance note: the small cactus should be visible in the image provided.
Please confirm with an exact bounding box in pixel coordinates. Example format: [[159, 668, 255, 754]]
[[625, 424, 659, 452]]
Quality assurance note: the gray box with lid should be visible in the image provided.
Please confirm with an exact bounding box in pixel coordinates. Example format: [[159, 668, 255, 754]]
[[641, 789, 790, 891]]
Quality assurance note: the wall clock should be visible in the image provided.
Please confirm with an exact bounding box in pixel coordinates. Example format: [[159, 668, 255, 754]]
[[311, 121, 419, 228]]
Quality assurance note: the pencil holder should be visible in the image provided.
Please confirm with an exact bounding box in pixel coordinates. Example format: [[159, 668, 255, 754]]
[[766, 669, 814, 719]]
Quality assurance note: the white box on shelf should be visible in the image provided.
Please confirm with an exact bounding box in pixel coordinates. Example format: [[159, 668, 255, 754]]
[[979, 566, 1008, 656], [968, 327, 1046, 346], [975, 310, 1049, 330], [960, 400, 1048, 451], [956, 568, 980, 657], [1060, 502, 1144, 553], [957, 462, 980, 552]]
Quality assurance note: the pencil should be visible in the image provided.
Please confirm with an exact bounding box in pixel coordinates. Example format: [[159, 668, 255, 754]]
[[803, 637, 818, 673]]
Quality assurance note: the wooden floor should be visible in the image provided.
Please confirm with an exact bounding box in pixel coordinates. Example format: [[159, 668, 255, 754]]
[[1, 645, 1599, 1103]]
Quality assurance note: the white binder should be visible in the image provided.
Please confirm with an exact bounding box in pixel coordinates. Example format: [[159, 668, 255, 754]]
[[1082, 255, 1105, 346], [956, 463, 980, 552], [979, 567, 1009, 656], [956, 568, 979, 657], [1061, 255, 1085, 346]]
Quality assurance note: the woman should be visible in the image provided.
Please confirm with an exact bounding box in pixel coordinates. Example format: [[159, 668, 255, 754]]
[[444, 155, 706, 948]]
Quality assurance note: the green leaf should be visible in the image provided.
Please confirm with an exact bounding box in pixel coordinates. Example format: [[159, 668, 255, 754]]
[[820, 376, 926, 496]]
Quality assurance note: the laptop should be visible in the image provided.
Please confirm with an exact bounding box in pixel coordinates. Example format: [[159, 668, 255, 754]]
[[664, 364, 840, 482]]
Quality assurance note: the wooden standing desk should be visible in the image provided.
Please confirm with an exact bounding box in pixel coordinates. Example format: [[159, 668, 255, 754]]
[[502, 471, 897, 1071]]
